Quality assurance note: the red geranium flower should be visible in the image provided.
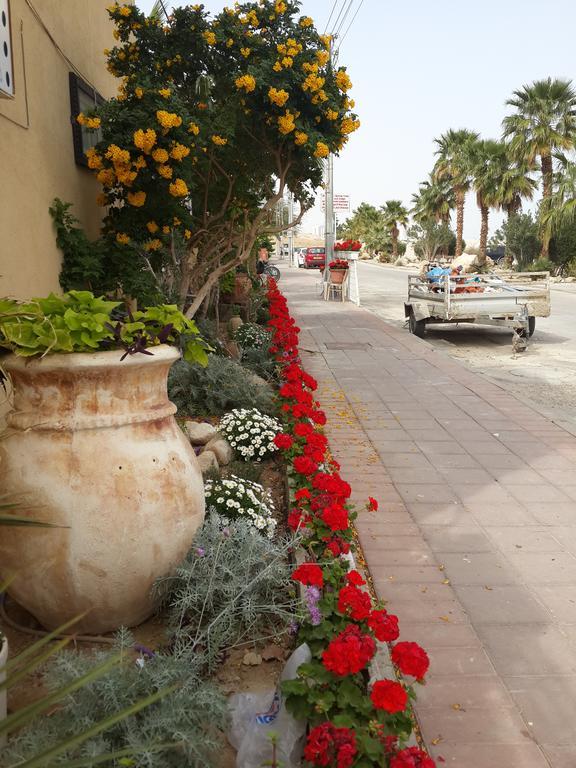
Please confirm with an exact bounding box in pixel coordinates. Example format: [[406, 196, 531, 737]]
[[321, 503, 349, 531], [368, 609, 400, 642], [304, 722, 357, 768], [391, 641, 430, 680], [293, 455, 318, 476], [390, 747, 436, 768], [273, 433, 293, 450], [346, 569, 366, 586], [294, 421, 315, 437], [337, 584, 372, 620], [294, 487, 311, 501], [322, 625, 376, 676], [291, 563, 323, 588], [368, 496, 378, 511], [370, 679, 408, 713], [287, 509, 309, 531]]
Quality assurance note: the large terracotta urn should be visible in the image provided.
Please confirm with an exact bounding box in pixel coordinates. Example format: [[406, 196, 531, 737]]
[[0, 345, 204, 633]]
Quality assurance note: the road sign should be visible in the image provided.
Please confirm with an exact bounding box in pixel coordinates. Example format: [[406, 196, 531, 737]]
[[320, 193, 350, 213]]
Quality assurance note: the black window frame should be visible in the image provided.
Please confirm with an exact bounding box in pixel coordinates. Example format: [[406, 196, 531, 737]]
[[69, 72, 104, 167]]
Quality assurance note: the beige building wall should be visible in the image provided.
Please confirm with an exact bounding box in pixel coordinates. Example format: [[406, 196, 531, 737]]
[[0, 0, 121, 300]]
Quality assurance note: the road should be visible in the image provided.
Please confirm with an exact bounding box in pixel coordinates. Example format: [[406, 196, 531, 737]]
[[351, 261, 576, 432]]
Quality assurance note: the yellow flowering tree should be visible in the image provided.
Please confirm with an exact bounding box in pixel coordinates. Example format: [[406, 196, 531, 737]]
[[83, 0, 359, 315]]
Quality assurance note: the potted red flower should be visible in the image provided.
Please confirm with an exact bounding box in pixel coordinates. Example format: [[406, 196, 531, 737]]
[[328, 258, 349, 284], [334, 239, 362, 259]]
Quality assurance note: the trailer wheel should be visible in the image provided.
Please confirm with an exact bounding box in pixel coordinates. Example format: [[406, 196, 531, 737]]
[[408, 310, 426, 338], [528, 316, 536, 337]]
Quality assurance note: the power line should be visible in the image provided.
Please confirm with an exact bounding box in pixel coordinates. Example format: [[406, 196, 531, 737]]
[[323, 0, 340, 34], [329, 0, 348, 37], [335, 0, 365, 53], [333, 0, 355, 38]]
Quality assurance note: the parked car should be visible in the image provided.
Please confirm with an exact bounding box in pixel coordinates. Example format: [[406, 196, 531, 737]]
[[304, 247, 326, 269]]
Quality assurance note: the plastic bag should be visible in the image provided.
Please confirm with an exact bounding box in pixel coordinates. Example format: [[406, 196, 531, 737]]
[[228, 643, 311, 768]]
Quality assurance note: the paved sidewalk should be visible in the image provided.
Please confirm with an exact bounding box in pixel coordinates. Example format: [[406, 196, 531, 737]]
[[282, 268, 576, 768]]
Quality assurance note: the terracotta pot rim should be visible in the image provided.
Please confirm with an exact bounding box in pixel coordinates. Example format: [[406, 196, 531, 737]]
[[2, 344, 180, 373]]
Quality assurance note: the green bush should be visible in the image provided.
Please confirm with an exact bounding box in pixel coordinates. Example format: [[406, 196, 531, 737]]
[[168, 354, 276, 417], [528, 257, 555, 273]]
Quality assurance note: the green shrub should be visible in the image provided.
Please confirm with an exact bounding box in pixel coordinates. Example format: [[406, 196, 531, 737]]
[[240, 345, 279, 382], [528, 257, 555, 273], [234, 323, 271, 349], [168, 354, 276, 417]]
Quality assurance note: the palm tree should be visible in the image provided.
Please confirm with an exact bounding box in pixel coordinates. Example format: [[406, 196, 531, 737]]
[[540, 158, 576, 246], [470, 139, 509, 265], [498, 153, 538, 264], [411, 175, 455, 226], [433, 129, 480, 257], [381, 200, 409, 259], [502, 78, 576, 257]]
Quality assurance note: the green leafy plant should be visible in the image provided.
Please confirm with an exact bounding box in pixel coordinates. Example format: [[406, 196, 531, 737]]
[[0, 291, 209, 365], [157, 514, 298, 666], [168, 355, 276, 417]]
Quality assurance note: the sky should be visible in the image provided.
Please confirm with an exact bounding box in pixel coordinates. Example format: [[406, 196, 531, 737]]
[[135, 0, 576, 242]]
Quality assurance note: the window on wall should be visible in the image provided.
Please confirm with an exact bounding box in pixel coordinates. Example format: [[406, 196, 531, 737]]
[[69, 72, 104, 167], [0, 0, 14, 97]]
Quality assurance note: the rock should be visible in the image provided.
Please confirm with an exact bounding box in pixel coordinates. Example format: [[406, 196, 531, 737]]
[[451, 254, 479, 273], [404, 242, 418, 262], [197, 450, 219, 475], [184, 420, 218, 445], [203, 437, 233, 465], [261, 643, 285, 662], [242, 651, 262, 666]]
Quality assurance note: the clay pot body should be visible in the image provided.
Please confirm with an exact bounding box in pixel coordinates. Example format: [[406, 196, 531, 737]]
[[0, 346, 204, 633], [329, 268, 347, 285]]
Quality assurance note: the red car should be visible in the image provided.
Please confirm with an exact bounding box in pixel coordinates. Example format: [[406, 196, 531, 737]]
[[304, 247, 326, 269]]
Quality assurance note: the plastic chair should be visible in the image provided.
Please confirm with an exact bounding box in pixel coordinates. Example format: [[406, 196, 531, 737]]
[[324, 269, 349, 301]]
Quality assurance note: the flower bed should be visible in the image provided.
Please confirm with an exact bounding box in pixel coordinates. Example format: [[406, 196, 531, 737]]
[[266, 280, 435, 768]]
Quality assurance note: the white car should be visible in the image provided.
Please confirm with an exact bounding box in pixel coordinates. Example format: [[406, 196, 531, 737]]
[[295, 247, 305, 267]]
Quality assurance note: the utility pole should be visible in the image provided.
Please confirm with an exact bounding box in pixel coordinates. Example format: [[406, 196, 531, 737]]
[[288, 191, 295, 267], [324, 153, 334, 281]]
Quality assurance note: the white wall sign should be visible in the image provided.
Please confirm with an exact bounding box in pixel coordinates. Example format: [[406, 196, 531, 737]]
[[0, 0, 14, 98]]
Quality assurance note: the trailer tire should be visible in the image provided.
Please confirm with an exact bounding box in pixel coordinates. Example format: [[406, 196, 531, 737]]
[[528, 316, 536, 337], [408, 311, 426, 338]]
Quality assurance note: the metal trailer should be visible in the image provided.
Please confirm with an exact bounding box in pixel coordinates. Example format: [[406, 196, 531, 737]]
[[404, 271, 551, 351]]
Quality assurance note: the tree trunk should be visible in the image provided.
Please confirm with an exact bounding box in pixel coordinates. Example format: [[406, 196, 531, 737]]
[[455, 187, 465, 257], [478, 204, 489, 266], [540, 150, 553, 259], [391, 225, 399, 259]]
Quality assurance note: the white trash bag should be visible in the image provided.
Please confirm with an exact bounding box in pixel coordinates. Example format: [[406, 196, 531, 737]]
[[228, 643, 311, 768]]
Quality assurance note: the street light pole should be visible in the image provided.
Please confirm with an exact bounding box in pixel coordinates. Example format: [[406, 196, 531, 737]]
[[324, 153, 334, 281]]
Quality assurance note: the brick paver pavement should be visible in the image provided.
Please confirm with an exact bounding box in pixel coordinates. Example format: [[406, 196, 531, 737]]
[[282, 268, 576, 768]]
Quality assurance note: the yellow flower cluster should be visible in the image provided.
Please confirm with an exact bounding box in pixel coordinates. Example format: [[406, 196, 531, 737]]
[[171, 143, 190, 160], [341, 117, 360, 135], [127, 190, 146, 207], [241, 47, 251, 57], [314, 141, 329, 158], [274, 0, 287, 13], [294, 131, 307, 146], [235, 74, 256, 92], [105, 144, 130, 165], [240, 10, 259, 26], [134, 128, 157, 153], [335, 69, 352, 92], [156, 110, 183, 129], [203, 30, 217, 45], [278, 109, 296, 135], [158, 88, 171, 98], [85, 148, 103, 169], [268, 87, 289, 106], [116, 232, 130, 245], [169, 178, 189, 197], [302, 61, 319, 74], [76, 113, 101, 129], [319, 34, 332, 49], [118, 5, 131, 16], [325, 109, 338, 121], [162, 225, 171, 234], [147, 221, 159, 233], [152, 148, 169, 163], [311, 90, 328, 104], [277, 38, 302, 57], [157, 164, 173, 179], [280, 57, 293, 69], [184, 229, 192, 240], [211, 135, 228, 146], [135, 87, 144, 99], [144, 239, 162, 251], [299, 16, 313, 27], [302, 73, 325, 93], [97, 168, 116, 186], [134, 155, 147, 170], [316, 50, 329, 67], [188, 122, 200, 135]]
